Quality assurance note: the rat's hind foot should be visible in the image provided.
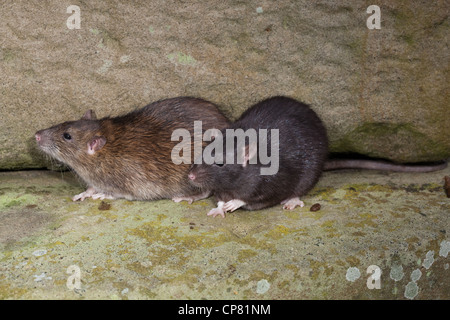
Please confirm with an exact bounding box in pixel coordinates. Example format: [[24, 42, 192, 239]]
[[223, 199, 246, 213], [72, 187, 115, 201], [172, 190, 212, 204], [281, 197, 304, 210]]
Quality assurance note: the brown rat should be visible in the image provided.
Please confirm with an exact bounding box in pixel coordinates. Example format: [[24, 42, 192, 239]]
[[35, 97, 229, 202], [188, 96, 328, 217]]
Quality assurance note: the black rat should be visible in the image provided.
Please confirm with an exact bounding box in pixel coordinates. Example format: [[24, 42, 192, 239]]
[[188, 96, 328, 217], [35, 97, 229, 202], [188, 96, 447, 217]]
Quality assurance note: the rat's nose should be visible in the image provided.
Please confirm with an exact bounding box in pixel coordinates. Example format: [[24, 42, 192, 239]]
[[188, 172, 196, 180], [35, 132, 41, 142]]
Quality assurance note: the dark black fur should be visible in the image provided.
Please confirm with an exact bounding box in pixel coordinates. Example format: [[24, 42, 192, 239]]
[[189, 96, 328, 210]]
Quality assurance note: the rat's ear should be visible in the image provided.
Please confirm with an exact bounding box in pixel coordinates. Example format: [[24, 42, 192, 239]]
[[81, 109, 97, 120], [242, 143, 257, 167], [87, 136, 106, 155]]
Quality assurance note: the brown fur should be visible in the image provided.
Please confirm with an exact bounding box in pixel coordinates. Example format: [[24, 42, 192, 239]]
[[35, 97, 230, 200]]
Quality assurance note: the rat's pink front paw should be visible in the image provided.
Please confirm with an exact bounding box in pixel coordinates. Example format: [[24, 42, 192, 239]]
[[91, 193, 115, 200], [172, 190, 211, 205], [207, 207, 225, 218], [172, 196, 193, 204], [72, 187, 96, 201], [72, 187, 114, 201], [223, 199, 246, 212]]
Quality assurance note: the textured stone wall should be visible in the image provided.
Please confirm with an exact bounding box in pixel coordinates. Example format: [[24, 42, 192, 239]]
[[0, 0, 448, 169]]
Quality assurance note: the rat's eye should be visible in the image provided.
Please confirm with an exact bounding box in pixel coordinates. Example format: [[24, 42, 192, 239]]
[[63, 133, 72, 140]]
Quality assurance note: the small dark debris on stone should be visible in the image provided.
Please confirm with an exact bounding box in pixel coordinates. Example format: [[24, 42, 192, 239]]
[[444, 176, 450, 198], [98, 201, 111, 211]]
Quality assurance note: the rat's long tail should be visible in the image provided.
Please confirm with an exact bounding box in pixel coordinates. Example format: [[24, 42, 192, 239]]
[[324, 159, 448, 173]]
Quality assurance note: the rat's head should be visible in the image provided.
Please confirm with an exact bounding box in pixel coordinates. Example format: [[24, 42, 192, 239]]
[[188, 133, 259, 191], [35, 110, 106, 168]]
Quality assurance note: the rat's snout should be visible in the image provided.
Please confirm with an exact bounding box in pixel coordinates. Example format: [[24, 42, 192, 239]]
[[35, 130, 50, 147], [188, 165, 209, 187]]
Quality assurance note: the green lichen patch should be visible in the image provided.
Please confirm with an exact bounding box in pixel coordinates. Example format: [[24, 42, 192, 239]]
[[264, 225, 292, 240], [0, 193, 39, 210], [237, 249, 258, 262]]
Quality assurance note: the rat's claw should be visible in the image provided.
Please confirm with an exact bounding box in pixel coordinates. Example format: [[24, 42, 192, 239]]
[[223, 199, 246, 212], [72, 193, 85, 201], [72, 187, 114, 201], [72, 187, 96, 201], [207, 207, 225, 218]]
